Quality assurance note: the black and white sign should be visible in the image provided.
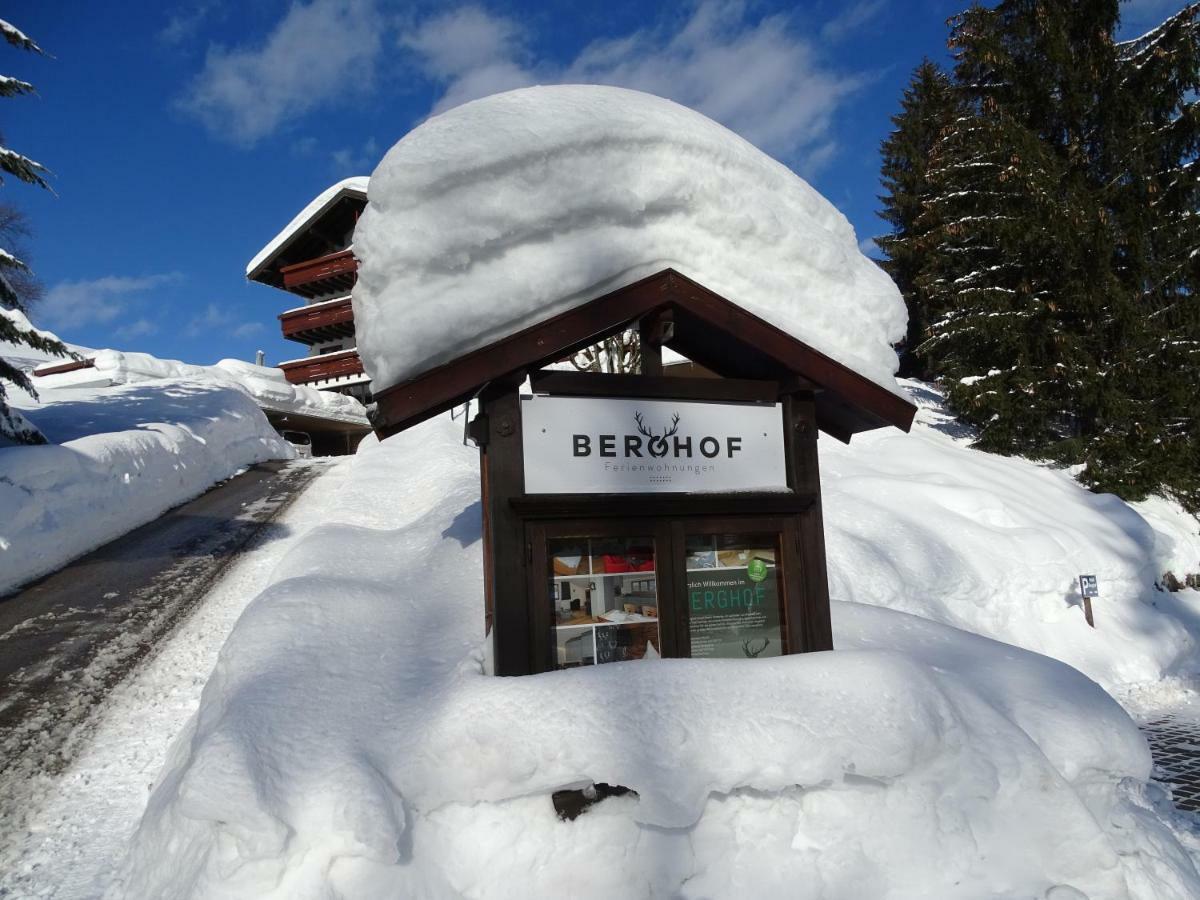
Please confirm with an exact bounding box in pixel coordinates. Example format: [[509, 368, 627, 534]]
[[521, 395, 787, 494], [1079, 574, 1099, 598]]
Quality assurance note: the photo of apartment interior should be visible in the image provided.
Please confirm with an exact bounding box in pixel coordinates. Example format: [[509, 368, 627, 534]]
[[550, 537, 660, 668], [684, 535, 777, 571]]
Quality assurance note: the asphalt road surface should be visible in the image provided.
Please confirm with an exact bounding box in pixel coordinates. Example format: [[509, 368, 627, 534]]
[[0, 458, 328, 830]]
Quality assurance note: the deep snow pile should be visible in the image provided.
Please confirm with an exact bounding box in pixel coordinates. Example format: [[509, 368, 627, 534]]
[[114, 412, 1200, 900], [0, 378, 292, 596], [824, 381, 1200, 693], [353, 85, 906, 395], [36, 349, 368, 424]]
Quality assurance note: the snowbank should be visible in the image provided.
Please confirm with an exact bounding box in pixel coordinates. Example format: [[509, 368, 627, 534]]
[[37, 349, 368, 425], [353, 85, 906, 396], [823, 380, 1200, 691], [115, 413, 1200, 900], [1, 342, 365, 594], [0, 379, 292, 596]]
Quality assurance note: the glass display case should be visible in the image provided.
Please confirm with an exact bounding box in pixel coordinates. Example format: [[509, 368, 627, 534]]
[[549, 536, 660, 668]]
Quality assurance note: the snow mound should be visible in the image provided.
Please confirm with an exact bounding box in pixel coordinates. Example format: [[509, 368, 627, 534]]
[[353, 85, 906, 395], [823, 380, 1200, 692], [0, 379, 292, 595], [115, 414, 1200, 900], [37, 349, 368, 425]]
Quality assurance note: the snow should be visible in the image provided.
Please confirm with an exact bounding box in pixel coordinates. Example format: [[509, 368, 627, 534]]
[[353, 85, 906, 397], [0, 378, 293, 596], [0, 18, 41, 53], [33, 349, 369, 425], [822, 380, 1200, 694], [0, 307, 91, 374], [0, 458, 351, 899], [1, 339, 368, 594], [112, 401, 1200, 899], [245, 176, 368, 279]]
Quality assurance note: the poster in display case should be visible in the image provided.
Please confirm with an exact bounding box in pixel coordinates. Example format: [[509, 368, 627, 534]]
[[549, 536, 661, 669], [685, 535, 784, 658]]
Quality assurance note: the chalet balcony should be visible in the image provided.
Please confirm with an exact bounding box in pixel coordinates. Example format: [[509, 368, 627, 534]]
[[279, 296, 356, 345], [279, 248, 357, 299], [277, 348, 365, 385]]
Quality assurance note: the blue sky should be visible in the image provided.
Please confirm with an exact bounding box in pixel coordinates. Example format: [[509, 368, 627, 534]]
[[2, 0, 1181, 366]]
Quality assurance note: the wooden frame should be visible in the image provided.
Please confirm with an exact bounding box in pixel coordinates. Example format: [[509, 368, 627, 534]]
[[477, 373, 834, 675], [527, 515, 808, 672], [371, 269, 916, 441]]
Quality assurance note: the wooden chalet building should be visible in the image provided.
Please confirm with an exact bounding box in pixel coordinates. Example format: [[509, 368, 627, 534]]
[[246, 177, 372, 403]]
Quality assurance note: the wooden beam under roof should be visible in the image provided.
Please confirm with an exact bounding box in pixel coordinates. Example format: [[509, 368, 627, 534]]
[[369, 269, 916, 442]]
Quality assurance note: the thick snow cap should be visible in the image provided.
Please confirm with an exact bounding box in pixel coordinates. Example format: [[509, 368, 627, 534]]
[[353, 85, 907, 396]]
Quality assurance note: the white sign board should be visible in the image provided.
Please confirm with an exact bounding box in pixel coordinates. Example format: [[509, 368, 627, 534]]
[[521, 395, 788, 494]]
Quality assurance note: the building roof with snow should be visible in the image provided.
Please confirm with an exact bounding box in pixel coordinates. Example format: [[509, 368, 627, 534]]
[[246, 176, 368, 289]]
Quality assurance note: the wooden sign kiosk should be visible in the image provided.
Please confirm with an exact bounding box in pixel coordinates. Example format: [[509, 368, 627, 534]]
[[369, 270, 916, 676]]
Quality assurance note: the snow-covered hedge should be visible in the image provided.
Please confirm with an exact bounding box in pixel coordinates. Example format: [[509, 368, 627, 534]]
[[114, 410, 1200, 899], [353, 85, 906, 396]]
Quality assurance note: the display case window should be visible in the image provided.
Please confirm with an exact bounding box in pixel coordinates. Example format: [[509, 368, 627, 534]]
[[549, 537, 660, 669], [685, 533, 785, 658]]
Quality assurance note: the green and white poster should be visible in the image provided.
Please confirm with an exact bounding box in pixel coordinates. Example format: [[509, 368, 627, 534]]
[[687, 566, 782, 658]]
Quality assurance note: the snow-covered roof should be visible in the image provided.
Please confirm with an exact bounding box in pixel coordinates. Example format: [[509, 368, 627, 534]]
[[246, 176, 368, 280], [353, 85, 907, 399]]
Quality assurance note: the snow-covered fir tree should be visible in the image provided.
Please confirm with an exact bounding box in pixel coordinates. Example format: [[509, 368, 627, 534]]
[[0, 18, 68, 445], [880, 0, 1200, 512], [1108, 3, 1200, 508], [877, 60, 961, 379]]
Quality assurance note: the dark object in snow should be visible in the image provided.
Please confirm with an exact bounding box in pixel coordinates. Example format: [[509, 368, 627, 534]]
[[552, 783, 634, 821]]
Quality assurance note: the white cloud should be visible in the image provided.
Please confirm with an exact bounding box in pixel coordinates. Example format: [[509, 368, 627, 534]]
[[820, 0, 886, 43], [858, 236, 881, 259], [188, 303, 264, 340], [159, 1, 222, 46], [232, 321, 265, 339], [178, 0, 386, 146], [183, 0, 869, 168], [331, 136, 381, 174], [186, 302, 234, 336], [402, 1, 867, 169], [41, 273, 182, 329], [401, 5, 524, 80], [115, 318, 160, 340]]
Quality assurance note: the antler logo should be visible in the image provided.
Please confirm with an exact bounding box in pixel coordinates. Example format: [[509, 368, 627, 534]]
[[634, 411, 680, 458]]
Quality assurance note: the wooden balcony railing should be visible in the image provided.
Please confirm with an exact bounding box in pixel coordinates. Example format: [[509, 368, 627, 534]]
[[279, 296, 355, 344], [279, 249, 357, 297], [277, 349, 364, 385]]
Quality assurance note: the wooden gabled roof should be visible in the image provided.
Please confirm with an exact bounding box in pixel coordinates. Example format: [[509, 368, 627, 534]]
[[369, 269, 916, 442]]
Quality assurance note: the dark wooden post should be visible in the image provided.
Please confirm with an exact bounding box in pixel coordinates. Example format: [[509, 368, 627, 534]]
[[782, 391, 834, 652], [639, 310, 673, 376], [475, 379, 532, 675]]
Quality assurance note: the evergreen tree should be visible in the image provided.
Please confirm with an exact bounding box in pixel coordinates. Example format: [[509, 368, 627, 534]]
[[877, 60, 961, 378], [0, 19, 68, 445], [1105, 3, 1200, 508], [879, 0, 1200, 511]]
